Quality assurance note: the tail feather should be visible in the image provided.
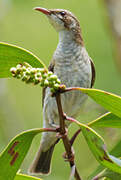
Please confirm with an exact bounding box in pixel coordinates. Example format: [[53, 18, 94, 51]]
[[28, 139, 59, 175], [28, 145, 55, 175], [36, 147, 54, 174]]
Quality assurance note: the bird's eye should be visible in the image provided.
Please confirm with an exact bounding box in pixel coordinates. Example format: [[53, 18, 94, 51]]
[[60, 11, 66, 16]]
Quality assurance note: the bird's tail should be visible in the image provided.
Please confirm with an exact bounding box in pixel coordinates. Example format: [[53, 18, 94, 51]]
[[28, 140, 59, 175]]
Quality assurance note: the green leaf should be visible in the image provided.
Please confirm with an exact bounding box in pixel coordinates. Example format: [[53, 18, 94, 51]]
[[75, 88, 121, 118], [0, 42, 47, 78], [74, 121, 121, 174], [0, 128, 49, 180], [92, 168, 121, 180], [88, 140, 121, 180], [88, 112, 121, 128], [15, 173, 42, 180], [87, 165, 104, 180]]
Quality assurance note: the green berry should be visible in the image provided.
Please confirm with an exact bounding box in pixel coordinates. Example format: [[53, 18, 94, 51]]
[[56, 78, 61, 84], [36, 68, 40, 72], [12, 73, 17, 77], [48, 71, 53, 76], [38, 68, 45, 74], [49, 74, 58, 80], [16, 68, 22, 74], [25, 69, 30, 75], [23, 62, 32, 68], [22, 66, 27, 72], [16, 74, 21, 79], [44, 79, 49, 86], [54, 84, 60, 89], [50, 88, 56, 93], [22, 75, 28, 81], [36, 73, 41, 78], [40, 80, 45, 87], [16, 64, 22, 69], [30, 68, 36, 74], [37, 68, 43, 73], [34, 76, 40, 84], [48, 80, 54, 86], [26, 77, 34, 84], [10, 67, 17, 74], [42, 73, 47, 79]]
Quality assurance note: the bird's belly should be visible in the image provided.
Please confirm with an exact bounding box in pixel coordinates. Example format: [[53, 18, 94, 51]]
[[61, 90, 87, 118], [43, 60, 91, 127], [57, 68, 90, 117]]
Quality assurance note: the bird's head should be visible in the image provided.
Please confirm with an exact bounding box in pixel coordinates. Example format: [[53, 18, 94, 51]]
[[34, 7, 83, 44]]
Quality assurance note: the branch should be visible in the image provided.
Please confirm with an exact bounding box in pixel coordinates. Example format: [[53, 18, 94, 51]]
[[42, 128, 58, 132], [69, 129, 81, 146], [55, 93, 82, 180]]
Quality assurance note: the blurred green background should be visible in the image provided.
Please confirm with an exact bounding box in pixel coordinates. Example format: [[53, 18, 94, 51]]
[[0, 0, 121, 179]]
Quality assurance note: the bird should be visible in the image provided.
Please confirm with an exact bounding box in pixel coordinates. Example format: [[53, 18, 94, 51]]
[[29, 7, 95, 175]]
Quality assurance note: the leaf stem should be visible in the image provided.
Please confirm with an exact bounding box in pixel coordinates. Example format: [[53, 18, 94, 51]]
[[42, 128, 58, 132], [69, 129, 81, 146]]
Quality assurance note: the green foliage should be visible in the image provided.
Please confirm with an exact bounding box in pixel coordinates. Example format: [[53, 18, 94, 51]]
[[15, 173, 42, 180], [1, 42, 121, 180], [88, 140, 121, 179], [0, 128, 46, 180], [91, 168, 121, 180], [88, 112, 121, 128], [76, 88, 121, 118], [74, 121, 121, 175], [0, 42, 47, 78]]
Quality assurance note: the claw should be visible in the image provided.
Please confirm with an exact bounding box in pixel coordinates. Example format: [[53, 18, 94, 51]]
[[56, 128, 68, 139], [62, 151, 75, 162]]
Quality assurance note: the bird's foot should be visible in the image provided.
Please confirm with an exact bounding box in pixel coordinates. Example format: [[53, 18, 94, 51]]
[[56, 128, 68, 139], [49, 123, 59, 129], [62, 151, 75, 162]]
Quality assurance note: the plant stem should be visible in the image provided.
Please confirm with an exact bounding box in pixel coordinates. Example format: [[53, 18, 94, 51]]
[[69, 129, 81, 146], [55, 93, 82, 180]]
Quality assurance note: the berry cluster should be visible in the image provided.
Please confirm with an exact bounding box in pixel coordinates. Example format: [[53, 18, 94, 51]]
[[10, 62, 65, 92]]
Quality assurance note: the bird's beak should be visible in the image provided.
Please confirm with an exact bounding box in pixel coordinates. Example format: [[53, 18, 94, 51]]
[[34, 7, 51, 15]]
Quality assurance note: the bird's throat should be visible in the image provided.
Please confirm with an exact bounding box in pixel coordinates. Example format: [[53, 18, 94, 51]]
[[59, 30, 77, 45], [53, 30, 83, 65]]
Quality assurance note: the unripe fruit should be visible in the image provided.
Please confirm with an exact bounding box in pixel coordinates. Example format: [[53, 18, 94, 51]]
[[44, 79, 49, 86], [10, 67, 17, 74], [49, 74, 58, 80], [54, 84, 60, 89], [48, 71, 53, 76]]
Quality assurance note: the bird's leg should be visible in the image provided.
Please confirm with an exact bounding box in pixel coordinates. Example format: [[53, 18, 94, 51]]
[[56, 127, 68, 139], [49, 122, 59, 129], [48, 118, 68, 139], [62, 147, 75, 162], [48, 119, 60, 133]]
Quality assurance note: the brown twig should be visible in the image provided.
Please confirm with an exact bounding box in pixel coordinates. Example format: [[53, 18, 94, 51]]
[[55, 93, 82, 180], [42, 128, 59, 132], [63, 115, 81, 146], [58, 87, 83, 95], [69, 129, 81, 146]]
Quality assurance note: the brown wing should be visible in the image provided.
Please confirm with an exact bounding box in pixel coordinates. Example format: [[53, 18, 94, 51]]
[[42, 60, 55, 107], [90, 58, 96, 88]]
